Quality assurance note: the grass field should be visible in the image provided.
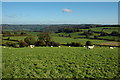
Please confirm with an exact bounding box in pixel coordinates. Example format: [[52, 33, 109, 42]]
[[52, 36, 108, 44], [2, 32, 109, 45], [2, 47, 119, 78], [91, 27, 119, 33], [99, 36, 119, 41]]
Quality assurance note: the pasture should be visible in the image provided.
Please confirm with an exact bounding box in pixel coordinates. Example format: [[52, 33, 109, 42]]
[[2, 25, 120, 78], [91, 27, 119, 33], [52, 36, 108, 44], [2, 47, 119, 78]]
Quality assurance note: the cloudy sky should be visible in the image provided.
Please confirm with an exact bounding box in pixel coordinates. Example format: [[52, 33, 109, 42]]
[[2, 2, 118, 24]]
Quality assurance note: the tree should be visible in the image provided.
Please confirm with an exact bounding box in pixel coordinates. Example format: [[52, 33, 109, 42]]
[[24, 36, 36, 45], [5, 42, 13, 47], [7, 37, 10, 40], [94, 35, 98, 39], [53, 42, 60, 47], [38, 32, 51, 42], [85, 34, 89, 38], [3, 31, 11, 35], [36, 40, 46, 46], [100, 32, 108, 36], [47, 41, 60, 47], [111, 31, 119, 36], [88, 30, 94, 35], [5, 41, 19, 47], [86, 41, 92, 46], [14, 32, 18, 35], [19, 40, 29, 47], [67, 42, 83, 47], [21, 32, 26, 35], [12, 43, 20, 48], [68, 34, 71, 38]]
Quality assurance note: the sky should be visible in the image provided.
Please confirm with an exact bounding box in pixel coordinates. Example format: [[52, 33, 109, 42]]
[[2, 0, 120, 2], [2, 2, 118, 24]]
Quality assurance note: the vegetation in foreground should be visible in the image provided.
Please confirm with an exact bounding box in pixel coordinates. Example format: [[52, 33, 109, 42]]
[[2, 47, 119, 78]]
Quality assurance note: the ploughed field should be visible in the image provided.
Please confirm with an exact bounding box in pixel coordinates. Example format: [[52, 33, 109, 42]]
[[2, 47, 119, 78]]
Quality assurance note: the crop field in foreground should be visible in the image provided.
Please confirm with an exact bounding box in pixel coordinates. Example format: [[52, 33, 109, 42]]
[[2, 47, 119, 78]]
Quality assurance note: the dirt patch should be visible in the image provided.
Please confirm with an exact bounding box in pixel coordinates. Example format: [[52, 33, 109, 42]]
[[99, 42, 120, 46]]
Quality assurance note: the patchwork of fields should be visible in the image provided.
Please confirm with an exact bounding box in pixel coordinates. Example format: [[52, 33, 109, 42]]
[[2, 47, 119, 78], [2, 25, 120, 78]]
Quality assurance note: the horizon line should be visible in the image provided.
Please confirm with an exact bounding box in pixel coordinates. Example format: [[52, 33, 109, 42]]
[[1, 23, 119, 25]]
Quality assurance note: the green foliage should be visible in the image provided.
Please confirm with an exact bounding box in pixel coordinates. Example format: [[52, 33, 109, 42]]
[[94, 35, 98, 39], [48, 41, 60, 47], [4, 41, 19, 47], [111, 31, 119, 36], [2, 31, 11, 35], [86, 41, 92, 46], [14, 32, 18, 35], [14, 44, 20, 48], [5, 42, 12, 46], [24, 36, 36, 45], [85, 34, 89, 38], [36, 40, 60, 47], [36, 40, 46, 46], [67, 42, 83, 47], [2, 47, 119, 78], [88, 29, 94, 35], [21, 32, 27, 35], [83, 30, 94, 36], [100, 32, 108, 36], [38, 32, 51, 42], [19, 40, 29, 47], [7, 37, 10, 40], [68, 34, 71, 38]]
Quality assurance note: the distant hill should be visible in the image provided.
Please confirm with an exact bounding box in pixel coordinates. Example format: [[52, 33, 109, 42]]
[[2, 24, 49, 31], [40, 24, 119, 32], [40, 24, 98, 32], [2, 24, 119, 32]]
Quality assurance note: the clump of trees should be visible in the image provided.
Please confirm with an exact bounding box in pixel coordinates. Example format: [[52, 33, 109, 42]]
[[58, 28, 82, 33], [2, 31, 28, 37], [38, 32, 51, 41], [36, 32, 60, 47], [66, 42, 83, 47], [37, 32, 51, 46], [19, 40, 29, 47], [24, 36, 36, 45], [47, 41, 60, 47], [36, 40, 46, 46], [94, 35, 98, 39], [110, 31, 119, 36], [58, 34, 71, 38], [4, 42, 20, 48], [3, 32, 61, 48], [80, 29, 94, 38], [100, 32, 108, 36], [20, 32, 27, 36], [85, 41, 92, 46], [83, 30, 94, 35]]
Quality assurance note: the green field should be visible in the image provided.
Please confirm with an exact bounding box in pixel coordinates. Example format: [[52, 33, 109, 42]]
[[91, 27, 119, 33], [2, 47, 119, 78], [2, 32, 109, 45], [99, 36, 119, 41], [3, 28, 119, 45], [52, 37, 108, 44]]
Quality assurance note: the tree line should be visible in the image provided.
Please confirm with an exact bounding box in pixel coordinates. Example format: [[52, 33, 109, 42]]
[[2, 32, 93, 48]]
